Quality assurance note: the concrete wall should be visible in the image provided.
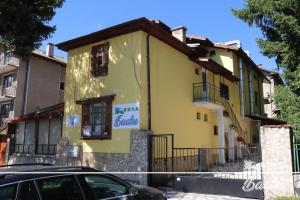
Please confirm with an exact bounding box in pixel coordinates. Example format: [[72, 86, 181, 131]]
[[260, 126, 294, 199], [25, 56, 65, 114]]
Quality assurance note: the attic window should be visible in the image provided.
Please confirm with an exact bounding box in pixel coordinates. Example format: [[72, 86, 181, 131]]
[[91, 43, 109, 77], [209, 50, 216, 57]]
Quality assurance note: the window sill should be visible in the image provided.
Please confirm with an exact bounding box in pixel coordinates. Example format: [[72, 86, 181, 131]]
[[80, 135, 111, 140]]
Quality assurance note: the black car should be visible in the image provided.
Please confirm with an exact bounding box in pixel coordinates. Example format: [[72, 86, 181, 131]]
[[0, 165, 167, 200]]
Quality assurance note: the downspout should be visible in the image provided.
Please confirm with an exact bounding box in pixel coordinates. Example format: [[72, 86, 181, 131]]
[[146, 33, 151, 130], [239, 57, 245, 118], [248, 67, 254, 115], [21, 59, 30, 115]]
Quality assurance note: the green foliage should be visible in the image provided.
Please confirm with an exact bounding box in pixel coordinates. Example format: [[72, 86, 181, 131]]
[[232, 0, 300, 87], [0, 0, 64, 58], [274, 197, 300, 200], [274, 85, 300, 138], [232, 0, 300, 133]]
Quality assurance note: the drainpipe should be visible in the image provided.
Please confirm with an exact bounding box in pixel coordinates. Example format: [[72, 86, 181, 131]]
[[249, 67, 254, 115], [239, 58, 245, 118], [21, 59, 30, 115], [146, 33, 151, 130]]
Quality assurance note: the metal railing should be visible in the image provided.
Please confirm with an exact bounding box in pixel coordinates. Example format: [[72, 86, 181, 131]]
[[193, 82, 226, 105], [172, 147, 262, 177], [36, 144, 56, 155], [193, 82, 246, 140], [14, 144, 35, 154], [14, 144, 56, 155], [0, 52, 19, 67]]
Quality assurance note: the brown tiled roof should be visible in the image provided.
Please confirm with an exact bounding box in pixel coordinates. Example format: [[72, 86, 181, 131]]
[[186, 35, 214, 46], [247, 114, 287, 125]]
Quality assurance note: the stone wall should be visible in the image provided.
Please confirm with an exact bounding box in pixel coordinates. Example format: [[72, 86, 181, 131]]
[[61, 130, 150, 185], [7, 130, 150, 185], [260, 126, 294, 199]]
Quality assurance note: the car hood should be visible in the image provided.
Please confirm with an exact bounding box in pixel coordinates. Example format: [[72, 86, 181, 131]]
[[133, 185, 166, 200]]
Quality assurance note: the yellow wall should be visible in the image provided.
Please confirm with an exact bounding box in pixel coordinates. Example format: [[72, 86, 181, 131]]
[[148, 34, 218, 148], [63, 31, 148, 153], [63, 30, 266, 153]]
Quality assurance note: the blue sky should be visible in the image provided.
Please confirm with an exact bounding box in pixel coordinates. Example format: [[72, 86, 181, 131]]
[[44, 0, 277, 70]]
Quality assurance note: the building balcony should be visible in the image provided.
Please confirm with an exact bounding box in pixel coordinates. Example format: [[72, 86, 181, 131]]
[[0, 52, 20, 74], [193, 82, 225, 110], [0, 83, 17, 102]]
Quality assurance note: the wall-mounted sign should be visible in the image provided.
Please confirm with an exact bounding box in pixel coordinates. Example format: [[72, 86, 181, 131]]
[[67, 145, 80, 158], [113, 103, 140, 129], [66, 115, 80, 127]]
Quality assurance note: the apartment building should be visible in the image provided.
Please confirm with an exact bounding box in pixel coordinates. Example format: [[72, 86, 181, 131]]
[[260, 67, 283, 118], [0, 44, 66, 165]]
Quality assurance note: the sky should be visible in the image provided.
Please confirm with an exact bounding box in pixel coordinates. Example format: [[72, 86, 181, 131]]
[[42, 0, 277, 70]]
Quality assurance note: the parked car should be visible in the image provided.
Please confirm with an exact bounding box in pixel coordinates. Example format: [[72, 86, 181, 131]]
[[0, 165, 167, 200]]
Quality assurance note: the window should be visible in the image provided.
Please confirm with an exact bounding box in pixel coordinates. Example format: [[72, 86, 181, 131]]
[[0, 103, 11, 119], [79, 175, 128, 200], [195, 68, 199, 75], [91, 43, 109, 77], [36, 176, 84, 200], [220, 82, 229, 100], [202, 71, 207, 91], [209, 50, 216, 57], [204, 114, 208, 122], [18, 181, 39, 200], [59, 82, 65, 90], [0, 184, 17, 200], [196, 112, 201, 120], [255, 91, 258, 106], [214, 125, 218, 135], [15, 120, 35, 154], [78, 95, 114, 139], [3, 74, 14, 89]]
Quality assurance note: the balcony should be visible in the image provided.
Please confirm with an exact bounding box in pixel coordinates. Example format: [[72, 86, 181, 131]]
[[4, 85, 17, 97], [0, 52, 20, 74], [0, 82, 17, 102], [193, 82, 226, 110]]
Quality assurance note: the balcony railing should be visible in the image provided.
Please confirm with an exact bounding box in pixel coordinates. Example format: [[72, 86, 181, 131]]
[[193, 82, 244, 139], [4, 86, 16, 97], [193, 82, 226, 105], [0, 52, 20, 67]]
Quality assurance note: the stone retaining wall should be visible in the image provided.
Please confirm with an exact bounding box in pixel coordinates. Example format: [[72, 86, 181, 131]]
[[260, 126, 294, 199]]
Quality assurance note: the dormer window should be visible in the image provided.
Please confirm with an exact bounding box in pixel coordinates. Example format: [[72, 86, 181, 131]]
[[91, 43, 109, 77]]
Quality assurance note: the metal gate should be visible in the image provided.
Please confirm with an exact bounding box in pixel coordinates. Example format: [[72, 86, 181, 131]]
[[148, 134, 174, 187]]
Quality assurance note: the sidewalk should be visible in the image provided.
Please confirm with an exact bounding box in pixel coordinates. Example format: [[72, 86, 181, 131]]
[[165, 191, 258, 200]]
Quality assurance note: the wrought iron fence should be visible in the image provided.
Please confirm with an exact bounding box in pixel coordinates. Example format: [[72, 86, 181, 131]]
[[36, 144, 57, 155], [14, 144, 56, 155], [14, 144, 35, 154], [193, 82, 226, 105], [172, 146, 262, 179]]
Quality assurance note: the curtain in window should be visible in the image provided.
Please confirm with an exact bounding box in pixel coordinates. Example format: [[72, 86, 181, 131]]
[[49, 119, 61, 145], [24, 120, 35, 153], [38, 119, 49, 145], [16, 122, 25, 144]]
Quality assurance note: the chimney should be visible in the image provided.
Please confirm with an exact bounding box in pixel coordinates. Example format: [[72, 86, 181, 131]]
[[171, 26, 187, 43], [46, 43, 54, 57]]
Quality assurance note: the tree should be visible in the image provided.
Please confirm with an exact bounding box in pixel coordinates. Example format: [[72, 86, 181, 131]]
[[0, 0, 64, 58], [232, 0, 300, 138], [232, 0, 300, 87]]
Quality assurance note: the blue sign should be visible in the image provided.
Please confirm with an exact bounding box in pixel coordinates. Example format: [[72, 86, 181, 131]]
[[113, 103, 139, 129]]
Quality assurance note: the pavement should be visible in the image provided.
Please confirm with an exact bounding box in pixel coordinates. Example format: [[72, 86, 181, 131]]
[[165, 191, 258, 200]]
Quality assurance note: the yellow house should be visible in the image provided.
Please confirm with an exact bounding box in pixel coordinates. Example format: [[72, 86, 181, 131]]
[[57, 18, 268, 183]]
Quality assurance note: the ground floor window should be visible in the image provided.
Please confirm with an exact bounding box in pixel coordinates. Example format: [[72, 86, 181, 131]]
[[77, 95, 115, 140], [14, 118, 62, 155]]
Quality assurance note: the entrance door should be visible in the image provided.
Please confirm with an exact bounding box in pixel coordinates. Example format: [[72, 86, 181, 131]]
[[0, 137, 7, 165]]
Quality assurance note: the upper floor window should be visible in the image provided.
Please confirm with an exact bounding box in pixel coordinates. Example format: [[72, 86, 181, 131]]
[[77, 95, 115, 139], [255, 91, 259, 106], [3, 74, 14, 89], [220, 82, 229, 100], [91, 43, 109, 77]]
